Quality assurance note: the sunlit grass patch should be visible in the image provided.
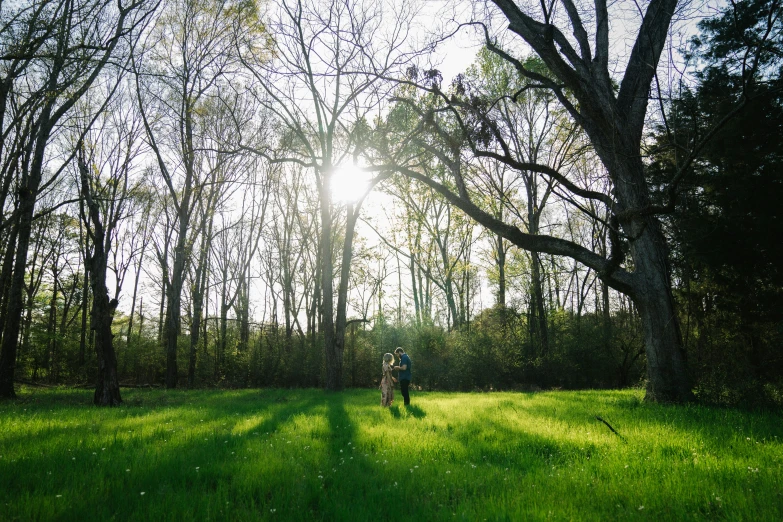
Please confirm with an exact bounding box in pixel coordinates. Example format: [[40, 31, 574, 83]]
[[1, 387, 781, 521]]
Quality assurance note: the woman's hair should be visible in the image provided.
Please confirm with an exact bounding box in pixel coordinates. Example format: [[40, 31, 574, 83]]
[[383, 353, 394, 364]]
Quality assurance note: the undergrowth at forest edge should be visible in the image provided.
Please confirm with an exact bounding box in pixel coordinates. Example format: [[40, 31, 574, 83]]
[[1, 388, 781, 521]]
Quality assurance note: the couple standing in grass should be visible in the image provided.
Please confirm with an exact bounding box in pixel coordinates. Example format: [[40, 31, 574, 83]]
[[380, 347, 412, 407]]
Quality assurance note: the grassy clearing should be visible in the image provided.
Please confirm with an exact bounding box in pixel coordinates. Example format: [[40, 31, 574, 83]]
[[0, 387, 781, 521]]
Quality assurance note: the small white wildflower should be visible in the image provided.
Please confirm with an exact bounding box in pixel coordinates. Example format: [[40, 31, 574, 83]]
[[270, 509, 276, 513], [56, 495, 62, 498], [638, 506, 644, 511], [126, 469, 130, 472], [140, 492, 146, 496], [446, 470, 451, 474]]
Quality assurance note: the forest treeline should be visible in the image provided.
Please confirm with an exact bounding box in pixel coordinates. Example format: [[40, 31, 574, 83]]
[[0, 0, 780, 406]]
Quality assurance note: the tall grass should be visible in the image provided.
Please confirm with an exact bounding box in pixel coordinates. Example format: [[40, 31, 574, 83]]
[[1, 387, 781, 521]]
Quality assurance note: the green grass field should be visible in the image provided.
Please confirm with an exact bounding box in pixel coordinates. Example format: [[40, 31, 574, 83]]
[[1, 387, 781, 521]]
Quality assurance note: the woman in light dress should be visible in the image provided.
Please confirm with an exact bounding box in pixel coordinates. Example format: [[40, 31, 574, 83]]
[[380, 353, 397, 407]]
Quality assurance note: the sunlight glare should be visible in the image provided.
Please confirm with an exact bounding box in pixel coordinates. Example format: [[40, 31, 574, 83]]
[[330, 164, 370, 203]]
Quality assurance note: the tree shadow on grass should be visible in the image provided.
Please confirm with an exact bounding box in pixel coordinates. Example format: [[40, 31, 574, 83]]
[[404, 404, 426, 418], [0, 389, 327, 521], [385, 403, 424, 419]]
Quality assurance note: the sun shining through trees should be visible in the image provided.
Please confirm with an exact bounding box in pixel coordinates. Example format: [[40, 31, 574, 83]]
[[330, 164, 371, 203], [1, 0, 782, 518], [0, 0, 780, 412]]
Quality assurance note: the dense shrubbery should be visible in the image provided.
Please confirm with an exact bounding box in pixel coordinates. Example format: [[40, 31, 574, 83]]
[[11, 287, 782, 407]]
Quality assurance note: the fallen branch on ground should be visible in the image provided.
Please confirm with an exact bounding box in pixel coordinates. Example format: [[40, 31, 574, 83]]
[[596, 416, 627, 443]]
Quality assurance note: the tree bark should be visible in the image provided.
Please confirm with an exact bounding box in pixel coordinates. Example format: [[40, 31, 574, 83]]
[[79, 148, 121, 406], [320, 169, 339, 391], [495, 233, 506, 308]]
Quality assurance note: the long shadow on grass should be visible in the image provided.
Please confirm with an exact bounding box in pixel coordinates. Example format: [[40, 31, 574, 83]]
[[1, 390, 326, 521], [320, 392, 406, 519], [520, 390, 783, 447], [405, 404, 426, 418]]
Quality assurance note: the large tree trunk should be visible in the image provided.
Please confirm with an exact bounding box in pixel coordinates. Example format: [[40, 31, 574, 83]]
[[89, 255, 122, 406], [333, 203, 363, 391], [189, 216, 212, 388], [495, 234, 506, 308], [79, 254, 89, 367], [530, 252, 549, 356], [0, 225, 18, 344], [0, 121, 48, 398], [320, 171, 339, 391], [163, 195, 194, 389], [626, 217, 692, 402], [79, 149, 121, 406], [0, 208, 33, 398], [47, 260, 58, 383]]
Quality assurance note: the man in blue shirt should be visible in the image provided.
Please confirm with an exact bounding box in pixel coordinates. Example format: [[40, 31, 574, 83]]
[[393, 347, 412, 406]]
